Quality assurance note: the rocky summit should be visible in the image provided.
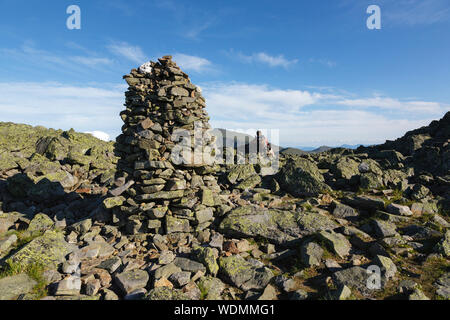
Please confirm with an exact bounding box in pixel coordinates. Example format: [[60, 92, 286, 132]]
[[0, 56, 448, 301]]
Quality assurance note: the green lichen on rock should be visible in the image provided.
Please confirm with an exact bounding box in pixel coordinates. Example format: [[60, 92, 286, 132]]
[[277, 157, 330, 196], [7, 230, 76, 270], [195, 247, 219, 275], [145, 287, 190, 300], [219, 254, 273, 291], [103, 196, 125, 209]]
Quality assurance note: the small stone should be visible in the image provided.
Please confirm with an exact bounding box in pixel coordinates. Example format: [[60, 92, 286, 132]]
[[169, 271, 191, 287], [98, 256, 122, 273], [408, 288, 430, 300], [300, 241, 324, 267], [387, 203, 413, 216], [154, 263, 182, 279], [318, 230, 352, 258], [85, 278, 101, 296], [154, 277, 174, 289], [332, 285, 352, 300], [258, 284, 277, 300], [158, 250, 176, 265], [55, 275, 82, 295]]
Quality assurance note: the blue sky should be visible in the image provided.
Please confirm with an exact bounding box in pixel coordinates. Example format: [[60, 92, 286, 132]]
[[0, 0, 448, 147]]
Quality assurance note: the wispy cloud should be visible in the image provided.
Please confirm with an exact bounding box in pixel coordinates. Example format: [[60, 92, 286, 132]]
[[237, 52, 298, 69], [201, 82, 447, 146], [0, 41, 113, 70], [337, 96, 444, 113], [173, 53, 213, 73], [382, 0, 450, 26], [107, 41, 147, 64], [309, 58, 337, 68]]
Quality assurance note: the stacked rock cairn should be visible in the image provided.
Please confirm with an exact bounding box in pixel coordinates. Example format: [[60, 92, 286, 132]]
[[114, 55, 222, 235]]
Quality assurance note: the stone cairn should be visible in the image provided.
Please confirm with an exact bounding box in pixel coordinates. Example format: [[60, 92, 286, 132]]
[[114, 56, 222, 236]]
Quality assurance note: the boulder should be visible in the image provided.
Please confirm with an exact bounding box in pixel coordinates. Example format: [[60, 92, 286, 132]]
[[278, 157, 329, 196], [7, 230, 76, 270], [219, 255, 273, 291]]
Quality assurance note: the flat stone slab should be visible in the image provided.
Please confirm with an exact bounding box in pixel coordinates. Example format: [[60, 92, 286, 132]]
[[0, 274, 37, 300], [219, 206, 338, 245]]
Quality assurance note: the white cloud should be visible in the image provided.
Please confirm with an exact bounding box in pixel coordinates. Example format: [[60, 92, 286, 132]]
[[237, 52, 298, 68], [0, 79, 445, 148], [0, 82, 124, 140], [337, 97, 444, 113], [201, 82, 446, 147], [202, 83, 320, 122], [107, 41, 147, 64], [172, 53, 213, 73], [85, 131, 111, 141]]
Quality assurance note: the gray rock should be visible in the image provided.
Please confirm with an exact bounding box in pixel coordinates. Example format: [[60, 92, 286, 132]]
[[158, 250, 175, 265], [219, 255, 273, 291], [371, 219, 398, 238], [219, 205, 338, 245], [434, 272, 450, 299], [300, 241, 324, 266], [154, 263, 182, 280], [197, 276, 225, 300], [332, 266, 381, 296], [0, 233, 17, 254], [7, 230, 76, 270], [331, 202, 358, 219], [145, 287, 190, 300], [318, 230, 352, 258], [408, 288, 430, 300], [258, 284, 277, 300], [173, 257, 206, 273], [290, 289, 308, 300], [55, 275, 81, 295], [0, 274, 37, 300], [124, 288, 147, 300], [115, 269, 149, 295], [169, 271, 191, 287], [98, 256, 122, 273], [342, 196, 385, 211], [374, 255, 397, 280], [386, 203, 413, 216]]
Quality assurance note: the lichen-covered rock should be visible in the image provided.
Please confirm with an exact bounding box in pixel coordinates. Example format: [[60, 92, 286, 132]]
[[374, 255, 397, 280], [278, 157, 329, 196], [300, 241, 324, 266], [227, 164, 257, 184], [27, 213, 54, 232], [195, 247, 219, 275], [145, 287, 190, 300], [7, 230, 76, 270], [197, 276, 225, 300], [219, 205, 338, 245], [435, 230, 450, 257], [219, 255, 273, 291], [318, 230, 351, 258]]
